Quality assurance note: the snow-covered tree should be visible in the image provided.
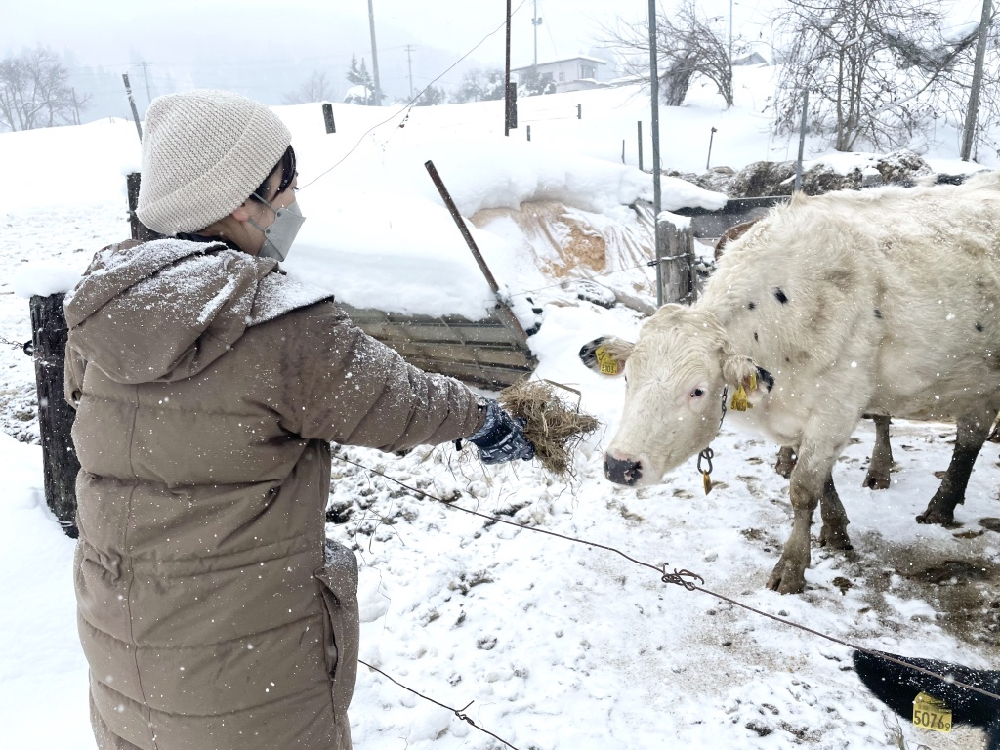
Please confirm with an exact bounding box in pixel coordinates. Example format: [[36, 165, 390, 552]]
[[452, 68, 506, 103], [283, 70, 335, 104], [413, 84, 445, 106], [0, 47, 86, 131], [773, 0, 979, 152], [518, 66, 556, 96], [601, 0, 737, 107]]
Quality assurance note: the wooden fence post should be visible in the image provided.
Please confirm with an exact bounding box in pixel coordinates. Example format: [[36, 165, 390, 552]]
[[638, 121, 644, 171], [29, 293, 79, 537], [29, 174, 160, 538], [322, 102, 336, 134], [656, 219, 696, 305]]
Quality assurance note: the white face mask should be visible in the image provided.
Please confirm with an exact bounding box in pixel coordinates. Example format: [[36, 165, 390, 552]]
[[249, 197, 306, 262]]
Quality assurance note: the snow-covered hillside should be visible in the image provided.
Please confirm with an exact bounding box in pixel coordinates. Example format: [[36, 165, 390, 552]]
[[2, 71, 998, 750]]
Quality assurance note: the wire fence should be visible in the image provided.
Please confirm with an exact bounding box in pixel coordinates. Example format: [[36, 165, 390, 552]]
[[334, 452, 1000, 749]]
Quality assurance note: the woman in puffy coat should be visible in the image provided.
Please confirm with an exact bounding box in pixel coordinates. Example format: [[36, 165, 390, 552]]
[[64, 89, 533, 750]]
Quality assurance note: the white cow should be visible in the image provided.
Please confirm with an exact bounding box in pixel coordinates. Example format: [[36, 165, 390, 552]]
[[582, 173, 1000, 594]]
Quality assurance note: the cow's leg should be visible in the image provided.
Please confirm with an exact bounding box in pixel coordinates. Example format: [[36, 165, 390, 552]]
[[774, 446, 796, 478], [817, 473, 852, 549], [768, 412, 857, 594], [917, 402, 1000, 525], [862, 414, 893, 490]]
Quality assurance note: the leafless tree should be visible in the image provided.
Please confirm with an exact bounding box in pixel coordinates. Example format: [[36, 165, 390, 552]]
[[283, 70, 335, 104], [601, 0, 737, 107], [773, 0, 978, 152], [0, 48, 83, 131], [926, 12, 1000, 162]]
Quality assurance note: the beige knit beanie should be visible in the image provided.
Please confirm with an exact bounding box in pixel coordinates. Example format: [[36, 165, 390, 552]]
[[136, 90, 292, 235]]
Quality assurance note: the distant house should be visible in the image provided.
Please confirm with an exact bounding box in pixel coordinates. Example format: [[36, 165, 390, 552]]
[[732, 51, 769, 66], [511, 56, 611, 94]]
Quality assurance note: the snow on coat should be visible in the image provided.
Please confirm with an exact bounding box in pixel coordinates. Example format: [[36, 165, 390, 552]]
[[63, 238, 486, 750]]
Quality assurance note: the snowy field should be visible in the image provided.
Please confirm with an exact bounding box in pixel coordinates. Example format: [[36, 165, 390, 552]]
[[2, 70, 999, 750]]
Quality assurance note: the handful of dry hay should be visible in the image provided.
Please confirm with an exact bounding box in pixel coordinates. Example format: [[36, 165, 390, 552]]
[[498, 379, 600, 476]]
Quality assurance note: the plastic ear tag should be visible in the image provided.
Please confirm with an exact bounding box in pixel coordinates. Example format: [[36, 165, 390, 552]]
[[747, 372, 758, 392], [913, 692, 952, 732], [595, 346, 620, 376], [730, 386, 749, 411], [702, 471, 713, 495]]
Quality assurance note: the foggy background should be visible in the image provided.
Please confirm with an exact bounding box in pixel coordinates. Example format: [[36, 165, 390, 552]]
[[1, 0, 669, 121]]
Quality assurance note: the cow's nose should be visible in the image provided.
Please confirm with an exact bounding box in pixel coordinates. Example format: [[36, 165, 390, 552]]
[[605, 454, 642, 485]]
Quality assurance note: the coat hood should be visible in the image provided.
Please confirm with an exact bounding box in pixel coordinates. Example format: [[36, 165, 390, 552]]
[[65, 238, 331, 384]]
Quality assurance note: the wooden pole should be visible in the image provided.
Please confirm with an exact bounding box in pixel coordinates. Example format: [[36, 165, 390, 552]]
[[638, 121, 644, 171], [795, 90, 809, 191], [961, 0, 992, 161], [122, 72, 143, 142], [126, 173, 162, 242], [506, 82, 518, 130], [648, 0, 663, 308], [367, 0, 382, 105], [29, 293, 79, 537], [504, 0, 512, 136], [424, 160, 530, 345], [322, 102, 336, 134]]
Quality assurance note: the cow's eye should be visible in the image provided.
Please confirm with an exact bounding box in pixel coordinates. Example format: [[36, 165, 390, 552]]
[[690, 388, 705, 398]]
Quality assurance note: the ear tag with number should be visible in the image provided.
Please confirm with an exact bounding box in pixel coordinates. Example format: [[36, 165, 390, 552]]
[[595, 346, 620, 376], [912, 691, 952, 733]]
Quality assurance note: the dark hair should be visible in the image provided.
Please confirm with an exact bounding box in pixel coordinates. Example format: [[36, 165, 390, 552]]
[[250, 145, 296, 203]]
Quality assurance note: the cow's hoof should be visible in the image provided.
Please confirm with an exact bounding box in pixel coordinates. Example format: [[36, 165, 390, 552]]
[[766, 559, 806, 594], [774, 447, 796, 479], [818, 524, 853, 550], [917, 505, 954, 525], [862, 469, 890, 490]]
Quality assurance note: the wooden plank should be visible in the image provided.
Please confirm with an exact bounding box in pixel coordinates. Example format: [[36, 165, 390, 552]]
[[29, 293, 79, 538], [386, 340, 534, 368], [403, 357, 532, 389]]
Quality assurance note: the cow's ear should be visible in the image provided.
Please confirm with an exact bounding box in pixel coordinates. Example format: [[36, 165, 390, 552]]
[[579, 336, 633, 377], [721, 355, 773, 411]]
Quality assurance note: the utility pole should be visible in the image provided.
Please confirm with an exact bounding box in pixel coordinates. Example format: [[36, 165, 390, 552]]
[[71, 88, 81, 125], [141, 61, 152, 106], [961, 0, 992, 161], [728, 0, 733, 62], [648, 0, 663, 307], [404, 44, 415, 99], [367, 0, 383, 106], [531, 0, 543, 67], [505, 0, 512, 136]]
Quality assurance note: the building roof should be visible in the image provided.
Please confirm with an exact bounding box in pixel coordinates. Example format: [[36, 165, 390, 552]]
[[511, 56, 608, 73]]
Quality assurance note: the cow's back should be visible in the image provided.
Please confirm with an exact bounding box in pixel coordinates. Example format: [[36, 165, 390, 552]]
[[701, 172, 1000, 422]]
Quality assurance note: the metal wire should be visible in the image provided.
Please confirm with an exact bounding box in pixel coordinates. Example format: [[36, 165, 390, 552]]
[[334, 453, 1000, 705], [359, 660, 521, 750]]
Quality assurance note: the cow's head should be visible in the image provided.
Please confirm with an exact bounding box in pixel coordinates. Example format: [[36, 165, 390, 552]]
[[580, 305, 772, 486]]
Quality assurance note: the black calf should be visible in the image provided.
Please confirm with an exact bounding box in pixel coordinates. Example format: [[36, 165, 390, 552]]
[[853, 649, 1000, 749]]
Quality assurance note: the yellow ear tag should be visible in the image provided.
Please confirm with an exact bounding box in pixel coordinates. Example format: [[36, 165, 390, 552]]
[[747, 372, 758, 392], [913, 692, 952, 733], [730, 386, 748, 411], [595, 346, 620, 376], [702, 471, 713, 495]]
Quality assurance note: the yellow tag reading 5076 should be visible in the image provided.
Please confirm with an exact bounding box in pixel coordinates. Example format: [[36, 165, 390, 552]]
[[912, 691, 952, 733]]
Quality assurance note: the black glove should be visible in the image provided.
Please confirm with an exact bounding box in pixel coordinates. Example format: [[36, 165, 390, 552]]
[[468, 400, 535, 465]]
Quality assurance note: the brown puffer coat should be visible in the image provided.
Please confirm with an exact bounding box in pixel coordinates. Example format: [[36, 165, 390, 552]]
[[64, 238, 485, 750]]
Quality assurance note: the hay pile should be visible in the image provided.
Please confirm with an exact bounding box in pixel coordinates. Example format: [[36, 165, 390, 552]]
[[499, 379, 600, 476]]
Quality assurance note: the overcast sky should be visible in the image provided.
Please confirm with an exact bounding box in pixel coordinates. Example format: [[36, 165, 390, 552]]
[[2, 0, 983, 116]]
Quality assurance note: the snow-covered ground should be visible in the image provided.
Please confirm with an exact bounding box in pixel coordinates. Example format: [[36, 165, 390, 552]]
[[2, 70, 998, 750]]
